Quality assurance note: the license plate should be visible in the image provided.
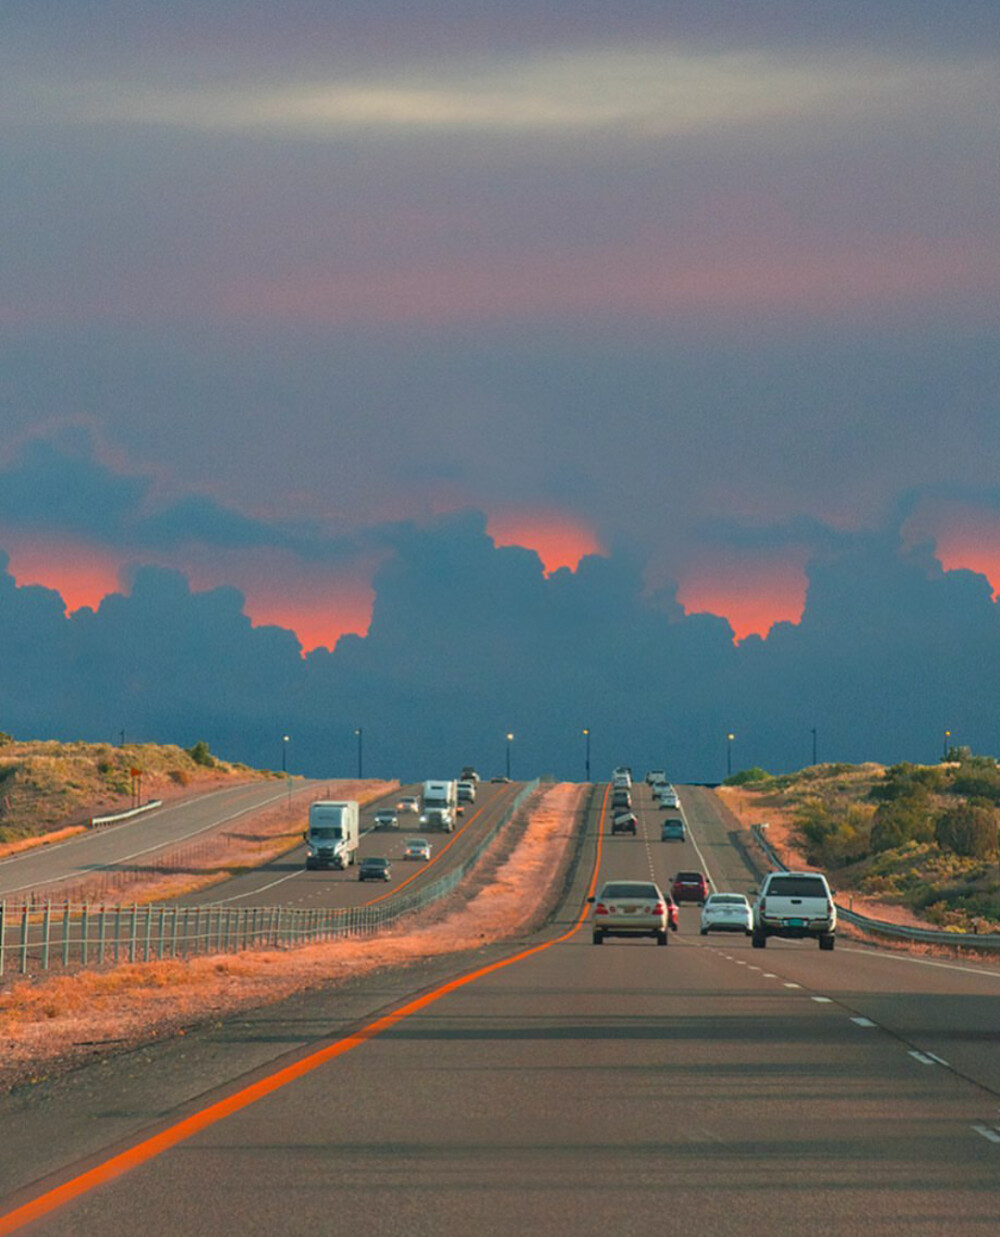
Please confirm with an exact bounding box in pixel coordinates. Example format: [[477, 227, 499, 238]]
[[786, 917, 805, 927], [624, 906, 637, 914]]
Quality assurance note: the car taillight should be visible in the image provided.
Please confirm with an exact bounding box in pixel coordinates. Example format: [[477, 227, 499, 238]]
[[653, 903, 664, 914], [595, 902, 609, 915]]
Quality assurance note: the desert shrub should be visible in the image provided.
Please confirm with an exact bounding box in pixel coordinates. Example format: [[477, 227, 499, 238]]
[[794, 797, 872, 867], [187, 740, 216, 768], [949, 766, 1000, 803], [96, 758, 114, 776], [935, 802, 999, 859], [870, 790, 936, 853], [869, 763, 948, 801], [0, 762, 20, 786], [0, 732, 13, 747], [169, 769, 190, 786], [725, 766, 771, 786]]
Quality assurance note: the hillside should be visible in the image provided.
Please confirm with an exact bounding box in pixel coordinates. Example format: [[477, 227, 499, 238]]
[[0, 736, 275, 855], [718, 760, 1000, 933]]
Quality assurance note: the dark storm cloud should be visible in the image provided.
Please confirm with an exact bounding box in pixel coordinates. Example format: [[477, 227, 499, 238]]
[[3, 515, 998, 781]]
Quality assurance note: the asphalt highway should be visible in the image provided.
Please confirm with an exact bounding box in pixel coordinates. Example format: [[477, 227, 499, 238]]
[[1, 781, 998, 1236], [0, 780, 324, 901], [180, 779, 521, 912]]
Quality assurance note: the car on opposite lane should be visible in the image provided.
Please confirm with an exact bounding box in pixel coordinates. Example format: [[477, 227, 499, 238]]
[[403, 837, 432, 861], [373, 809, 399, 829], [591, 880, 675, 945], [700, 892, 753, 935], [396, 795, 420, 814], [358, 857, 392, 882]]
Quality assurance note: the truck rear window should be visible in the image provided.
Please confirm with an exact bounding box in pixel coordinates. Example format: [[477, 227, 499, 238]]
[[767, 876, 827, 897]]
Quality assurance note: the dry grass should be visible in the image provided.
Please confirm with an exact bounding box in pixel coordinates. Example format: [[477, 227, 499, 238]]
[[0, 739, 275, 852], [0, 784, 587, 1091]]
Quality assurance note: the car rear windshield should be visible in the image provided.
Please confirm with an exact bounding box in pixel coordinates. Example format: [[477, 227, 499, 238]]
[[766, 876, 827, 897], [675, 872, 702, 881], [709, 895, 746, 905], [364, 859, 388, 868], [601, 883, 659, 900]]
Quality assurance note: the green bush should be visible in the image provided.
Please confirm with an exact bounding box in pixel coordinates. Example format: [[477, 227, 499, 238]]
[[187, 740, 216, 768], [870, 790, 936, 853], [794, 797, 872, 868], [724, 766, 771, 786], [949, 767, 1000, 803], [869, 763, 948, 801], [935, 802, 999, 859]]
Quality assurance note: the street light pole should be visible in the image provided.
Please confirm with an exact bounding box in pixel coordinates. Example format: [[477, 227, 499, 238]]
[[282, 735, 291, 807], [506, 732, 514, 780], [583, 728, 591, 782], [811, 727, 818, 766], [727, 733, 735, 780], [355, 727, 363, 779], [943, 730, 951, 761]]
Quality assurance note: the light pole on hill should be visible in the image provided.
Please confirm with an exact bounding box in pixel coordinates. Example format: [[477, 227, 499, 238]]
[[282, 735, 291, 806], [583, 728, 591, 782], [726, 733, 735, 780], [506, 732, 514, 780], [355, 727, 364, 779]]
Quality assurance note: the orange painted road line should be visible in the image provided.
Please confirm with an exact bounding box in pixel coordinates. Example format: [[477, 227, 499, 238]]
[[362, 785, 512, 907], [0, 784, 608, 1236]]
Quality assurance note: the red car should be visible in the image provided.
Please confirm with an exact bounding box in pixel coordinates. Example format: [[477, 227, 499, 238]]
[[671, 870, 710, 905]]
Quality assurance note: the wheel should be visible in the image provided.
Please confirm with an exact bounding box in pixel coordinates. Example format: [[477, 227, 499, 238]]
[[657, 930, 668, 946], [752, 930, 767, 949], [592, 930, 604, 945], [819, 933, 835, 951], [700, 928, 708, 936]]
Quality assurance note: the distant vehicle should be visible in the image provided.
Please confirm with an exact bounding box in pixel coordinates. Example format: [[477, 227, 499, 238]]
[[612, 767, 632, 789], [700, 893, 753, 935], [671, 870, 710, 905], [373, 809, 399, 829], [660, 818, 686, 842], [358, 856, 392, 882], [611, 811, 638, 835], [421, 780, 458, 832], [305, 801, 359, 870], [658, 790, 680, 810], [590, 880, 674, 945], [460, 767, 480, 783], [403, 837, 432, 861], [397, 795, 420, 814], [611, 788, 632, 811], [490, 775, 511, 783], [646, 770, 667, 785], [752, 871, 837, 950], [457, 779, 477, 803]]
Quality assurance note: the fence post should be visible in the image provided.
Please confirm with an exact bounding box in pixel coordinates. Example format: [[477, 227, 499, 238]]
[[41, 903, 51, 972], [19, 904, 29, 974], [0, 900, 5, 979], [143, 905, 153, 962], [129, 904, 138, 963], [61, 902, 71, 968]]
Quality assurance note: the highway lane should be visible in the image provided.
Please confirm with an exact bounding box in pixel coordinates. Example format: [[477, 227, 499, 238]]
[[177, 780, 522, 912], [3, 783, 999, 1235], [0, 780, 326, 901]]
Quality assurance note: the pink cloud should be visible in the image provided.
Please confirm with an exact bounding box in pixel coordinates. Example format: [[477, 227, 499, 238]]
[[674, 547, 810, 640], [486, 509, 602, 574]]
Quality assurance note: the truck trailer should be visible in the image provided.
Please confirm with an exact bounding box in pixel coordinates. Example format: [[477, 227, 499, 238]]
[[421, 779, 458, 832], [305, 800, 360, 869]]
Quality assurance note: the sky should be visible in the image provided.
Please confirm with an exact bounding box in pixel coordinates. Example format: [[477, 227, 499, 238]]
[[1, 3, 999, 780]]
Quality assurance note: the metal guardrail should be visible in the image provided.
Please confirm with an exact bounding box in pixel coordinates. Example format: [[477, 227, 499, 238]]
[[0, 780, 540, 979], [749, 824, 1000, 953]]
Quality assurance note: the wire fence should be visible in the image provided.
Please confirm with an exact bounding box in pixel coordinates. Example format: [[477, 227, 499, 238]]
[[0, 780, 539, 980], [750, 823, 1000, 953]]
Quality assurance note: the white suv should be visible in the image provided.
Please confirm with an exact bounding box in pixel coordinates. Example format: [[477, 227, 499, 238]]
[[752, 870, 837, 951]]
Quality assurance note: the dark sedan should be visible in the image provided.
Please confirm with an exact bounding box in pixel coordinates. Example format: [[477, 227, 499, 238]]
[[358, 857, 392, 882]]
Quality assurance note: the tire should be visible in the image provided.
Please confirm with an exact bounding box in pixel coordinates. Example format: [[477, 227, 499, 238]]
[[700, 928, 709, 936], [657, 930, 668, 946], [592, 930, 604, 945], [819, 933, 836, 951], [752, 930, 767, 949]]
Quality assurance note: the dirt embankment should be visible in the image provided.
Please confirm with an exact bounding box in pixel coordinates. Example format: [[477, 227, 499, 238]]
[[0, 783, 588, 1093], [0, 739, 277, 859]]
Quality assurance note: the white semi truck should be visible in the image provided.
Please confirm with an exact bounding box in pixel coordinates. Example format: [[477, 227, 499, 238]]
[[420, 779, 458, 832], [304, 800, 360, 869]]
